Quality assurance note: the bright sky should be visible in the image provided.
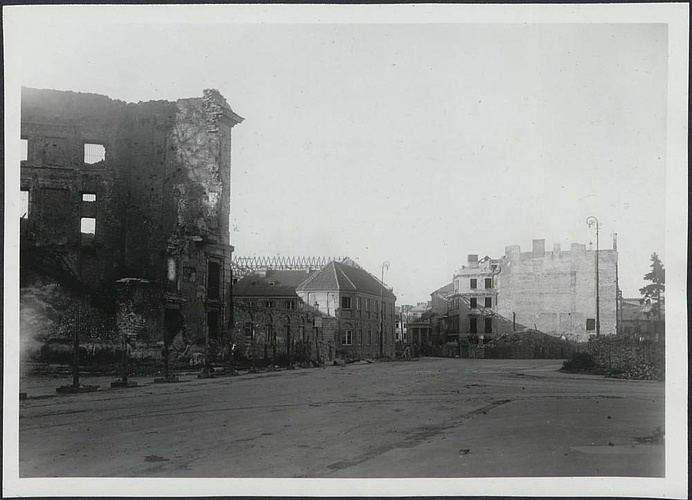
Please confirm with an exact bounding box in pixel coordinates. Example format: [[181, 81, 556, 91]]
[[4, 8, 673, 304]]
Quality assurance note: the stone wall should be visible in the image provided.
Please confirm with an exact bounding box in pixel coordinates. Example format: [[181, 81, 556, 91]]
[[496, 240, 617, 341]]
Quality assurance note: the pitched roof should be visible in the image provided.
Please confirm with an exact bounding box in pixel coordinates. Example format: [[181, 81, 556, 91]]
[[233, 270, 315, 297], [297, 260, 396, 300], [432, 283, 454, 296]]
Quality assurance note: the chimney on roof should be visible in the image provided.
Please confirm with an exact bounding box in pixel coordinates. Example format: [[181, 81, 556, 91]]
[[468, 254, 479, 268], [532, 239, 545, 258], [505, 245, 521, 260], [613, 232, 618, 251]]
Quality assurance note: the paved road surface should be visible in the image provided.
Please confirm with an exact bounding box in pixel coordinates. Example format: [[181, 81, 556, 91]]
[[19, 358, 664, 478]]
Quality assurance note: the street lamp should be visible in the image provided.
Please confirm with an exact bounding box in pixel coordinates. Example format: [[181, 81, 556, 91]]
[[586, 216, 601, 336], [379, 261, 390, 358]]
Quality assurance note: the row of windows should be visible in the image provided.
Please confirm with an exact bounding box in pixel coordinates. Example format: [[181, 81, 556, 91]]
[[341, 296, 394, 314], [469, 278, 493, 289], [20, 190, 97, 220], [341, 328, 395, 346], [20, 138, 106, 165], [450, 296, 493, 309]]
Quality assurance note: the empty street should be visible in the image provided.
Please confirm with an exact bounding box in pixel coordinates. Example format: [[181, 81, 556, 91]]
[[19, 358, 664, 478]]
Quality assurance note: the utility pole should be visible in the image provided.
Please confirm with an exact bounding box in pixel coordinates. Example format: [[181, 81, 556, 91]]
[[586, 216, 601, 336], [379, 261, 390, 358]]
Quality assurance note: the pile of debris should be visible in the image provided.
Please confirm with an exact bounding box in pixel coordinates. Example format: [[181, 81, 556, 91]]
[[485, 330, 580, 359]]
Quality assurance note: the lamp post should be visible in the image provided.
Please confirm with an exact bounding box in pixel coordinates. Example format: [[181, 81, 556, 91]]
[[586, 216, 601, 336], [379, 261, 390, 358]]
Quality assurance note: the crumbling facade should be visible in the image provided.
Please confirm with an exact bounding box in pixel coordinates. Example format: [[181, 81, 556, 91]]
[[20, 87, 243, 356], [496, 239, 618, 342], [232, 269, 338, 365]]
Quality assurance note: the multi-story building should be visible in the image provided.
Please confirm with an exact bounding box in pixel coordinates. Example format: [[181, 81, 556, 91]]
[[296, 258, 397, 359], [449, 255, 501, 344], [232, 268, 336, 365], [429, 237, 619, 353], [20, 87, 243, 354], [496, 239, 618, 342]]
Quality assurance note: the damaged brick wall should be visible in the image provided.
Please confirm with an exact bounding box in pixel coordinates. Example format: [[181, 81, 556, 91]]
[[496, 240, 618, 341], [231, 305, 338, 365], [20, 88, 243, 356]]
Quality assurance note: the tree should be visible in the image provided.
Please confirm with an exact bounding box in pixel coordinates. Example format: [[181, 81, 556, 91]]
[[639, 252, 665, 340]]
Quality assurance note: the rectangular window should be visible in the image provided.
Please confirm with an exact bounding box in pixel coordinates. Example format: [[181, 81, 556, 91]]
[[586, 318, 596, 331], [20, 138, 28, 161], [207, 261, 221, 300], [356, 297, 361, 310], [264, 300, 275, 309], [285, 300, 295, 310], [366, 299, 370, 312], [341, 296, 352, 310], [208, 311, 220, 339], [367, 329, 372, 345], [84, 143, 105, 164], [375, 300, 379, 317], [80, 217, 96, 234], [358, 329, 363, 345], [485, 278, 492, 289], [484, 297, 492, 308], [342, 330, 353, 346], [470, 278, 477, 289], [469, 317, 478, 334], [470, 297, 477, 308], [484, 317, 492, 333], [82, 193, 97, 202], [20, 190, 29, 219]]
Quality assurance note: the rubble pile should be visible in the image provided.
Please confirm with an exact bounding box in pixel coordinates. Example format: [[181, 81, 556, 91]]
[[485, 330, 580, 359]]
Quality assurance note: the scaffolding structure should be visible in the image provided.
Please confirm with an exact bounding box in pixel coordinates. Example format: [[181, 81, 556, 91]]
[[232, 255, 345, 279]]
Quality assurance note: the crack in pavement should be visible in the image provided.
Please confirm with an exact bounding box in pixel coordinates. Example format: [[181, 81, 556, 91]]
[[324, 399, 513, 473]]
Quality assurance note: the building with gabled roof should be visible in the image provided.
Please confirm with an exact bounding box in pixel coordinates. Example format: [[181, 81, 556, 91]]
[[296, 259, 397, 359], [232, 269, 336, 367]]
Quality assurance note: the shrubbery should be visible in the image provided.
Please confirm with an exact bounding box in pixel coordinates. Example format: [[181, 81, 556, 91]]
[[561, 352, 597, 373]]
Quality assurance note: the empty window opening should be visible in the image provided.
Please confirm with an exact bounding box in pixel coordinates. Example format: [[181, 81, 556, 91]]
[[84, 143, 105, 164], [469, 317, 478, 334], [208, 311, 220, 340], [207, 261, 220, 299], [470, 297, 477, 308], [82, 193, 97, 202], [20, 190, 29, 219], [485, 278, 492, 288], [484, 297, 492, 308], [80, 217, 96, 234], [21, 139, 28, 161], [484, 318, 493, 333]]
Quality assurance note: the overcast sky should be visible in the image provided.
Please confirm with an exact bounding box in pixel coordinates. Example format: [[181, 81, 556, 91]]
[[6, 9, 671, 304]]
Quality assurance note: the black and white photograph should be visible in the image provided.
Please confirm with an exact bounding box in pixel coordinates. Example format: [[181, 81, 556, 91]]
[[3, 3, 688, 498]]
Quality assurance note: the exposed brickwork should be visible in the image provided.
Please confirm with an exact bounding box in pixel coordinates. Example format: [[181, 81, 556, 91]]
[[496, 240, 618, 341], [20, 87, 243, 353]]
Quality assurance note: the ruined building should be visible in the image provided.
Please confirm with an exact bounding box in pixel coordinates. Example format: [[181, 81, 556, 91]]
[[20, 87, 243, 355], [496, 239, 618, 341], [427, 238, 619, 350]]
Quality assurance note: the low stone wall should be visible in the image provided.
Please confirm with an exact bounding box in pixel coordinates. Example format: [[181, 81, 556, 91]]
[[587, 336, 664, 380]]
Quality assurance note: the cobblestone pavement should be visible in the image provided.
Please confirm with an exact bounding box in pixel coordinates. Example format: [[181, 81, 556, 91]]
[[16, 358, 664, 479]]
